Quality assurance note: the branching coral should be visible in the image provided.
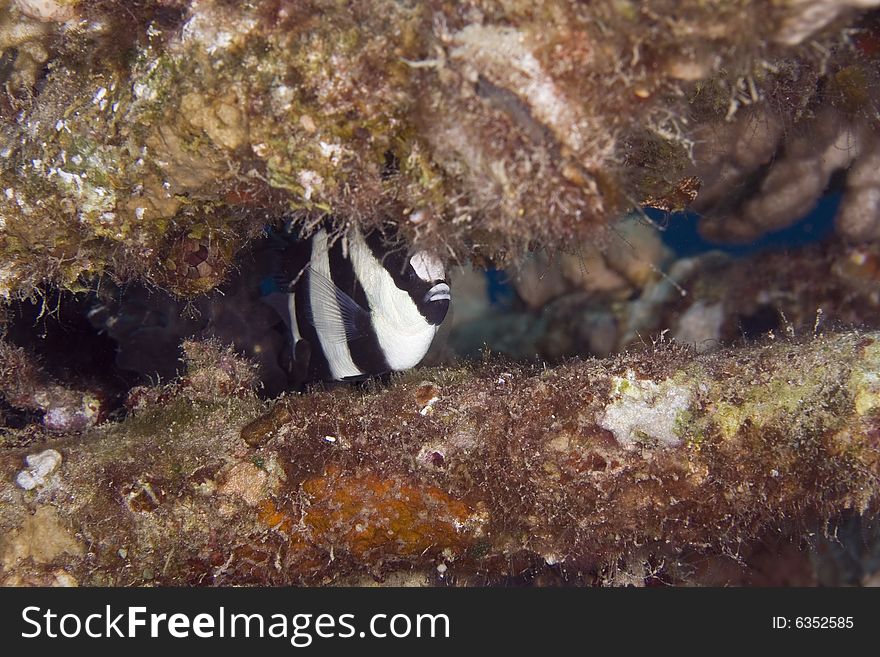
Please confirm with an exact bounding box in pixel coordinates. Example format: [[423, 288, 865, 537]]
[[691, 103, 880, 244], [689, 8, 880, 245]]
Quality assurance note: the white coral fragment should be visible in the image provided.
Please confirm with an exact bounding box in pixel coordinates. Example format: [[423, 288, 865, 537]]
[[598, 371, 691, 449], [15, 449, 63, 490]]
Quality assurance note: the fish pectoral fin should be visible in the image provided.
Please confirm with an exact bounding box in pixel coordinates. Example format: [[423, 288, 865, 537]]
[[292, 338, 312, 381], [260, 292, 292, 328], [304, 266, 372, 344]]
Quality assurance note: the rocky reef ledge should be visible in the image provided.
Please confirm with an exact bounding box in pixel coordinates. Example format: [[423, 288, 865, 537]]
[[1, 331, 878, 586], [3, 1, 880, 299]]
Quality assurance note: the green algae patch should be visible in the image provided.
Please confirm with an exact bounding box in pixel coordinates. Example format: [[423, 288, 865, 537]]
[[851, 339, 880, 417], [705, 337, 864, 443], [712, 401, 747, 441]]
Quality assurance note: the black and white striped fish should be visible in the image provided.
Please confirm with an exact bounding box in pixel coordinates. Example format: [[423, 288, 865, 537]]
[[265, 224, 450, 385]]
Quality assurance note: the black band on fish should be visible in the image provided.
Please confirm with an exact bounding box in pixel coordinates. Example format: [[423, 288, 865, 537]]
[[326, 238, 390, 376], [263, 222, 450, 385]]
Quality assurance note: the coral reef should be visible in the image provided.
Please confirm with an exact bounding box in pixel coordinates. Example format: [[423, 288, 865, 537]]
[[691, 103, 880, 244], [837, 134, 880, 242], [447, 234, 880, 363], [512, 216, 673, 310], [0, 330, 878, 585], [1, 1, 880, 300], [2, 0, 880, 589], [688, 7, 880, 245]]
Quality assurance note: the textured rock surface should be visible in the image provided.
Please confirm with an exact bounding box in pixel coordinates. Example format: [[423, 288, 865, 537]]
[[0, 330, 878, 586], [0, 340, 105, 432], [1, 1, 880, 299]]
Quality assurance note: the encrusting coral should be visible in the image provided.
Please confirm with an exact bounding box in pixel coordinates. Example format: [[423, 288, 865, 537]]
[[0, 331, 878, 585], [2, 0, 880, 300]]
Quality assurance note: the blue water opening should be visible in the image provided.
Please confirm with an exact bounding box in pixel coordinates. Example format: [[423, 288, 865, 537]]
[[650, 192, 841, 258]]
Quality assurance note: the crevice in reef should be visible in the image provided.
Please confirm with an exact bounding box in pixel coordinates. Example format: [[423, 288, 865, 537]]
[[0, 233, 306, 430], [5, 211, 880, 433], [2, 289, 137, 422]]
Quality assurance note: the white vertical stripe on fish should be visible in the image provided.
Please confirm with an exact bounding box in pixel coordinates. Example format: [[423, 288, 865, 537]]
[[347, 227, 438, 371], [309, 229, 363, 380], [287, 291, 301, 345]]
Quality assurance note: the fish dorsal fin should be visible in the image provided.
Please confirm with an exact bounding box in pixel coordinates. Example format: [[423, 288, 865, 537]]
[[304, 265, 371, 345]]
